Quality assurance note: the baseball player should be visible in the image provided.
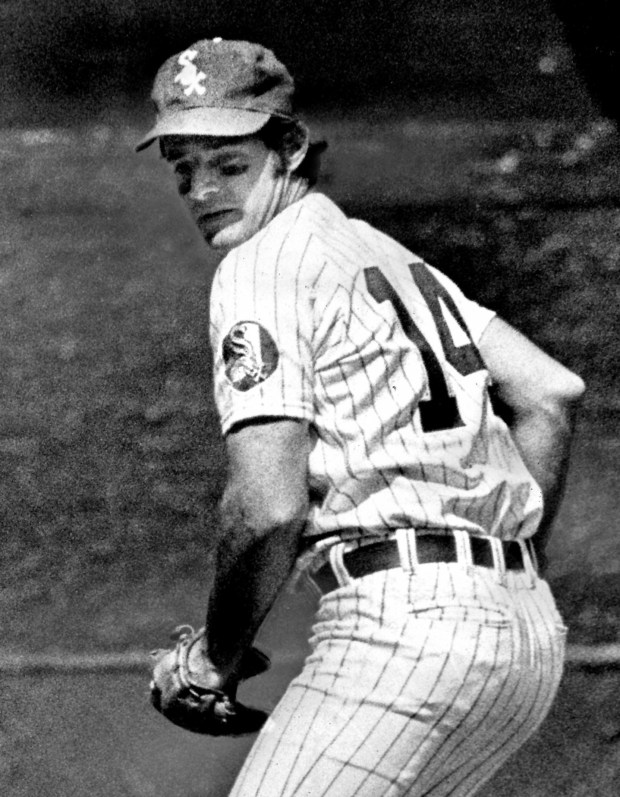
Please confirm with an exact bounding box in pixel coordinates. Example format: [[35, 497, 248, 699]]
[[141, 39, 585, 796]]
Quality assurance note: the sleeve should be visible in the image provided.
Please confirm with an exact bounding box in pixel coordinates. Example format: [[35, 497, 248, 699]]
[[209, 240, 316, 435], [427, 264, 496, 345]]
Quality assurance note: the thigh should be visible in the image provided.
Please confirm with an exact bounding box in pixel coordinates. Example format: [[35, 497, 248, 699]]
[[401, 569, 567, 797], [230, 577, 441, 797], [230, 589, 502, 796], [230, 570, 565, 797]]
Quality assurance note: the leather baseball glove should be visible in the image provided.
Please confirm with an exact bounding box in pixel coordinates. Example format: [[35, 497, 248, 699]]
[[150, 625, 271, 736]]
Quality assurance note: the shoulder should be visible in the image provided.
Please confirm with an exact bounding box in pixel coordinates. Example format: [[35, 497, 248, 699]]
[[214, 193, 337, 281]]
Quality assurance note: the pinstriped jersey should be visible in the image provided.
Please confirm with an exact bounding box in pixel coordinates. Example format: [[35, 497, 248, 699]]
[[209, 192, 543, 541]]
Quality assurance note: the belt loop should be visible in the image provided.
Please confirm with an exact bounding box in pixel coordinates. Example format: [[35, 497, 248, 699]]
[[396, 528, 416, 573], [490, 537, 507, 584], [329, 541, 352, 587], [526, 539, 539, 573], [521, 540, 537, 587], [291, 534, 341, 596], [453, 530, 474, 575]]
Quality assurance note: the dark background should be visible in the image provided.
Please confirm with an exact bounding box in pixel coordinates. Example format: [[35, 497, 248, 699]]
[[1, 0, 600, 124]]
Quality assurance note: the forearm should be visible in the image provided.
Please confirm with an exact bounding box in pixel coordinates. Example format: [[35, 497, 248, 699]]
[[478, 317, 585, 563], [205, 510, 305, 676], [509, 401, 580, 557]]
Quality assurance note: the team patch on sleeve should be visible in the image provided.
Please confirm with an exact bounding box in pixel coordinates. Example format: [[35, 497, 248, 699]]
[[222, 321, 280, 392]]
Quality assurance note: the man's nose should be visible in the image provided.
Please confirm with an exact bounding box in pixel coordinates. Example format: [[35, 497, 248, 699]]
[[188, 169, 220, 202]]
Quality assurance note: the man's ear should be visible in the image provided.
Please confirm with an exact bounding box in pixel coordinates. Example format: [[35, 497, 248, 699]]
[[285, 122, 310, 172]]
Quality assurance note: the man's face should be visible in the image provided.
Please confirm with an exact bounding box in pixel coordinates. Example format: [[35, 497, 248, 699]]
[[162, 135, 283, 250]]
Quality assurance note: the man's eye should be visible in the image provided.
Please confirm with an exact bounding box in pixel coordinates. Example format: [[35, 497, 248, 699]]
[[220, 163, 248, 177], [173, 162, 192, 178], [173, 167, 192, 195]]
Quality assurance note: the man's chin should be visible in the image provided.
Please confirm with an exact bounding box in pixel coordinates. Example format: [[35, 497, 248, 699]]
[[205, 222, 251, 251]]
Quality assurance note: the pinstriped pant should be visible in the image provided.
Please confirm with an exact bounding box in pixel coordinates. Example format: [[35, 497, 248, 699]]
[[230, 557, 567, 797]]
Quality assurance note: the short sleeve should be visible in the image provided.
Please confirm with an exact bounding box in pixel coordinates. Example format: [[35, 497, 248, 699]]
[[209, 233, 316, 435]]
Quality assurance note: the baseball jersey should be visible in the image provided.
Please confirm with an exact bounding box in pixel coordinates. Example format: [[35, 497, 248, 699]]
[[209, 192, 543, 541]]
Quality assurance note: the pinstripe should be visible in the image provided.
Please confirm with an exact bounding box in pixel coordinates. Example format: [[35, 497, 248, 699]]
[[418, 621, 516, 794], [416, 570, 560, 797], [434, 576, 565, 796], [297, 579, 410, 796], [212, 192, 564, 796], [452, 655, 558, 794], [318, 375, 368, 488], [233, 639, 325, 794], [213, 192, 543, 541], [353, 618, 477, 796], [234, 566, 564, 797], [314, 366, 372, 518], [423, 636, 512, 797], [276, 584, 376, 796], [330, 616, 443, 788], [402, 620, 490, 777], [291, 611, 433, 795], [353, 292, 424, 408], [353, 347, 420, 517], [313, 221, 373, 269], [293, 236, 315, 410], [266, 218, 301, 407], [233, 584, 368, 797], [334, 360, 395, 529]]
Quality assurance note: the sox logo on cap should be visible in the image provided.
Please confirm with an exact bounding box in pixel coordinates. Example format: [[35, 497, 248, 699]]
[[175, 49, 207, 96]]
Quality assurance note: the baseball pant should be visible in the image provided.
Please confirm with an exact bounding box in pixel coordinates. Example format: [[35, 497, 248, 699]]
[[230, 535, 566, 797]]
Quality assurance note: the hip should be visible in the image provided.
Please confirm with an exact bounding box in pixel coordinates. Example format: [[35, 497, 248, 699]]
[[298, 529, 567, 665], [302, 565, 566, 709]]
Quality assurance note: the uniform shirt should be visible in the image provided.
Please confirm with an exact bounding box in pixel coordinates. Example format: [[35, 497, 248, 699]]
[[209, 193, 543, 541]]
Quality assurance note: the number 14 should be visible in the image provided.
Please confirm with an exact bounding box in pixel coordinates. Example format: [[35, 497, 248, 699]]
[[364, 262, 486, 432]]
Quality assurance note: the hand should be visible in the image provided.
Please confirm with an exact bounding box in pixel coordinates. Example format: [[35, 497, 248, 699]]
[[149, 625, 270, 736]]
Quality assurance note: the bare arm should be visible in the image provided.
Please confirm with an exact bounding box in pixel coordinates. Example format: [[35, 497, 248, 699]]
[[205, 418, 310, 679], [478, 317, 585, 567]]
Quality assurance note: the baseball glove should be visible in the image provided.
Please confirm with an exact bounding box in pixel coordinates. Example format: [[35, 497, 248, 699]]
[[150, 625, 271, 736]]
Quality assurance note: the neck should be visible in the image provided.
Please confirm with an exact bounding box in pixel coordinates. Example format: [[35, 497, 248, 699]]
[[268, 172, 310, 220]]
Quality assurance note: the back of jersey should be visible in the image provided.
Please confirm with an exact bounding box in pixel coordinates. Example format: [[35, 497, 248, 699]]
[[305, 201, 543, 541], [209, 193, 542, 542]]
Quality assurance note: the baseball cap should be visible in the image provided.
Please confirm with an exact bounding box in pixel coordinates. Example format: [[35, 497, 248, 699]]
[[136, 39, 295, 152]]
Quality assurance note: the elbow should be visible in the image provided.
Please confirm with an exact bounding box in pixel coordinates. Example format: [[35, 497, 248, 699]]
[[252, 502, 309, 539], [529, 360, 586, 410], [536, 370, 586, 428], [551, 370, 586, 409], [218, 488, 307, 552], [509, 369, 586, 430]]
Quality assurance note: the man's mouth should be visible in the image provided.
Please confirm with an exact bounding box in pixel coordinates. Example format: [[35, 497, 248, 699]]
[[197, 209, 241, 237]]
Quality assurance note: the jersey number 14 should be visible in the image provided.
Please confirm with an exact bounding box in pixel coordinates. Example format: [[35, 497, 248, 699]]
[[364, 262, 486, 432]]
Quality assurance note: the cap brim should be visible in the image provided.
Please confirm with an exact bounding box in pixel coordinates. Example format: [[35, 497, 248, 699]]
[[136, 107, 272, 152]]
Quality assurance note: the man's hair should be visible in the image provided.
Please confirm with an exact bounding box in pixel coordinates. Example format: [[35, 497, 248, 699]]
[[257, 117, 327, 185]]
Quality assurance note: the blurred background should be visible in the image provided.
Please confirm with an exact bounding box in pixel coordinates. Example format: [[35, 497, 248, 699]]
[[1, 1, 619, 795], [1, 0, 611, 124]]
